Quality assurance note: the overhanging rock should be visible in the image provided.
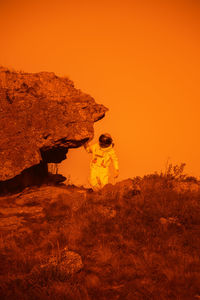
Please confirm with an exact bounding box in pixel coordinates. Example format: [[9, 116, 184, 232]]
[[0, 66, 108, 182]]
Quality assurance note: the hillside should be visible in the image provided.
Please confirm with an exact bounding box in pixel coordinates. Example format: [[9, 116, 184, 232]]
[[0, 175, 200, 300]]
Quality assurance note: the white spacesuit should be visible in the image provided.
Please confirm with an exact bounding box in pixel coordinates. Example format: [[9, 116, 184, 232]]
[[84, 133, 119, 190]]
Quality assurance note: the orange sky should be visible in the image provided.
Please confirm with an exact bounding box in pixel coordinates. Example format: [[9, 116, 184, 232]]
[[1, 0, 200, 186]]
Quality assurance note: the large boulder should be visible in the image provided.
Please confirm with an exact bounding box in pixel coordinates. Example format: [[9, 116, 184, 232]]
[[0, 66, 108, 182]]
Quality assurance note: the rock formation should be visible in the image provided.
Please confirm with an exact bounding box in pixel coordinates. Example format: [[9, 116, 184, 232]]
[[0, 66, 107, 191]]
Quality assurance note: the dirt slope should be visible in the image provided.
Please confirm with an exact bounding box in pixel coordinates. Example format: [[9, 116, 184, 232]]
[[0, 178, 200, 300]]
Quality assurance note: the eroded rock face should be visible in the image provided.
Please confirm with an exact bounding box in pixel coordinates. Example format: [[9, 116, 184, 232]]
[[0, 66, 108, 183]]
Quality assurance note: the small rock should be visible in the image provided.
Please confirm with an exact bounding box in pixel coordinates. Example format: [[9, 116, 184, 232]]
[[160, 217, 168, 225], [40, 249, 83, 276], [160, 216, 181, 226]]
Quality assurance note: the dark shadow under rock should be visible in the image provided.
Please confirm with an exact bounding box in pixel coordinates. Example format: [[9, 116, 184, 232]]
[[0, 162, 66, 195]]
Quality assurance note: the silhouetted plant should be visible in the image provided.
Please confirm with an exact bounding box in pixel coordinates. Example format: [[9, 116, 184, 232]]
[[163, 162, 187, 180]]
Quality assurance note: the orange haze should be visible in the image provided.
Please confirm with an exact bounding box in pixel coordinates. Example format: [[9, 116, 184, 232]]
[[1, 0, 200, 186]]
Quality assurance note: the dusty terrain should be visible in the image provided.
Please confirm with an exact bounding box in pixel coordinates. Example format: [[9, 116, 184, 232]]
[[0, 174, 200, 300], [1, 67, 200, 299]]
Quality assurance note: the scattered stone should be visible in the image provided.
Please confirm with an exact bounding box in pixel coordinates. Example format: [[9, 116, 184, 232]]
[[160, 217, 168, 225], [160, 216, 181, 226], [40, 248, 83, 276]]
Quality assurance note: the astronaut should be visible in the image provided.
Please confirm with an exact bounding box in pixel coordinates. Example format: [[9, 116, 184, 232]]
[[84, 133, 119, 191]]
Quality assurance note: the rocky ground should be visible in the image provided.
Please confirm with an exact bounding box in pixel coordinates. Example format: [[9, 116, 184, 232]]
[[0, 176, 200, 300]]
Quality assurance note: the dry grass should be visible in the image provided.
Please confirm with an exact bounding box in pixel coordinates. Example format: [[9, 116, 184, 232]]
[[0, 171, 200, 299]]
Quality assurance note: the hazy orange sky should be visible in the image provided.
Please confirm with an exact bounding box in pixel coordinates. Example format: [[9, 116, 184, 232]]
[[1, 0, 200, 186]]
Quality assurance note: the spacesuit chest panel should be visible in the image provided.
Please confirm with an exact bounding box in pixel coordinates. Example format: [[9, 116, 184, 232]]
[[91, 145, 111, 168]]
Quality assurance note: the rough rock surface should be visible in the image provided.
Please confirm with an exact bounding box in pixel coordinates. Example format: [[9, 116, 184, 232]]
[[0, 185, 87, 231], [0, 180, 138, 232], [0, 66, 107, 182], [100, 179, 141, 200]]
